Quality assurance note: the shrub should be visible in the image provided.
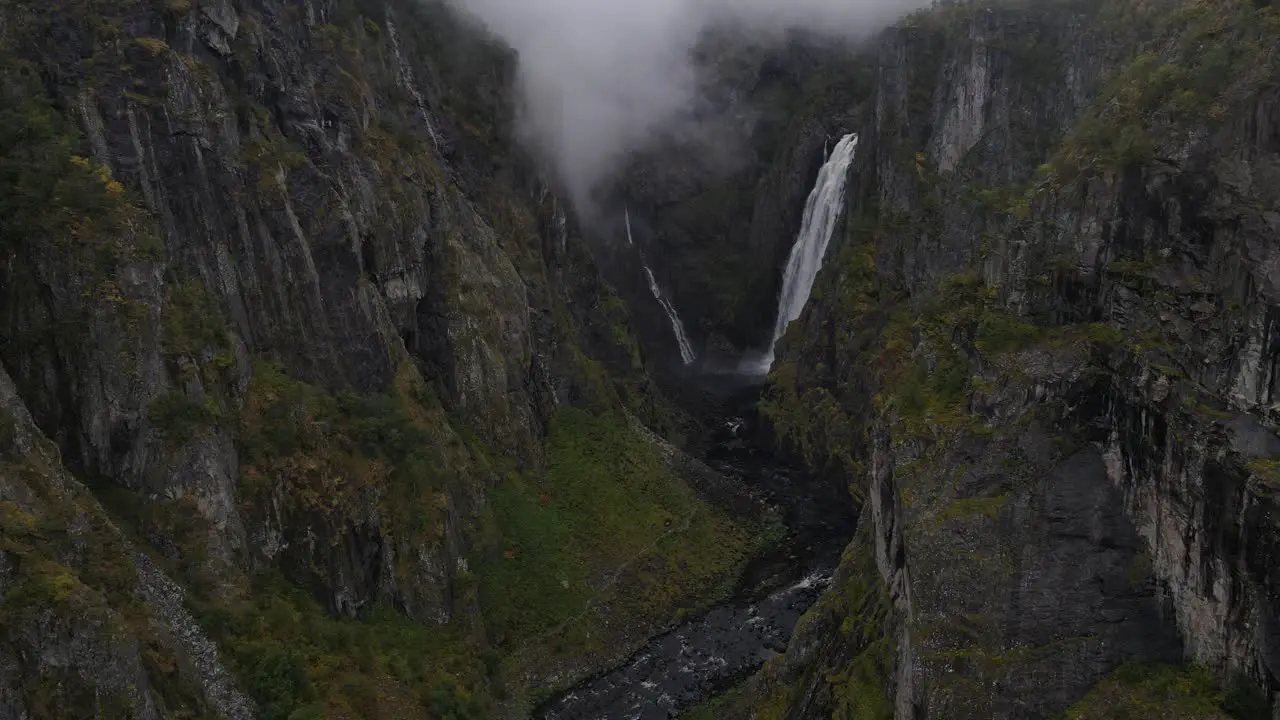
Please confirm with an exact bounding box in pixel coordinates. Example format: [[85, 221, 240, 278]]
[[147, 390, 222, 445]]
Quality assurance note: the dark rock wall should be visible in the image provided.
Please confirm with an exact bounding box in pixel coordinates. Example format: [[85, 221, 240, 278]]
[[0, 0, 683, 715], [10, 0, 1280, 716], [746, 0, 1280, 716]]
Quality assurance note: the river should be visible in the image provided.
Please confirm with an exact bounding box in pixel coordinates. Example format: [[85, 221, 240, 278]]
[[535, 389, 856, 719]]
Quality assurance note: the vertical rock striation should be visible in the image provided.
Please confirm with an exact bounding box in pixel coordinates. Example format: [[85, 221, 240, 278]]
[[0, 0, 714, 715], [747, 0, 1280, 716]]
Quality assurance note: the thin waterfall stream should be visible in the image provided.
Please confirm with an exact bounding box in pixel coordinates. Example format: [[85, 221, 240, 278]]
[[643, 266, 697, 366], [628, 204, 697, 365]]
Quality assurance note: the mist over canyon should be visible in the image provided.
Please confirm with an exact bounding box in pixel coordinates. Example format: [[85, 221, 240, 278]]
[[439, 0, 924, 214]]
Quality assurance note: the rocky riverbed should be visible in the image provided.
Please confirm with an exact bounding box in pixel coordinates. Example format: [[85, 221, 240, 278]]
[[537, 390, 857, 719]]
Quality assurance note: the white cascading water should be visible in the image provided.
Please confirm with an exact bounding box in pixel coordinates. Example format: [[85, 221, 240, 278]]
[[627, 205, 696, 365], [748, 132, 859, 374], [644, 266, 697, 365]]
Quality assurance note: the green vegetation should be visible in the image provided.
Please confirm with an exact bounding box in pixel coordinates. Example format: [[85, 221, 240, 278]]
[[194, 577, 493, 720], [743, 539, 898, 720], [1048, 0, 1280, 182], [974, 313, 1046, 355], [739, 539, 899, 720], [0, 48, 192, 716], [974, 184, 1034, 223], [0, 413, 205, 717], [936, 494, 1008, 523], [134, 36, 171, 55], [224, 361, 748, 715], [1246, 458, 1280, 491], [682, 683, 752, 720], [0, 63, 117, 249], [201, 359, 504, 717], [753, 682, 799, 720], [480, 406, 753, 649], [1063, 662, 1243, 719], [240, 135, 308, 197], [827, 545, 897, 720], [0, 55, 157, 273], [832, 635, 896, 720], [876, 271, 1127, 444], [0, 50, 162, 393], [237, 360, 465, 552], [760, 371, 859, 486], [146, 390, 223, 446], [878, 272, 990, 441], [161, 281, 235, 373], [834, 218, 881, 319], [0, 3, 751, 720], [924, 635, 1092, 675], [128, 358, 491, 719]]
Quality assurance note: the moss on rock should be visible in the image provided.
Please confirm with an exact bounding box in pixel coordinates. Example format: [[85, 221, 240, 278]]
[[483, 406, 755, 699], [1064, 663, 1234, 720]]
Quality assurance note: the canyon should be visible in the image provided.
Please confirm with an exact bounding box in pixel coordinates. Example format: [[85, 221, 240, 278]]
[[2, 0, 1280, 718]]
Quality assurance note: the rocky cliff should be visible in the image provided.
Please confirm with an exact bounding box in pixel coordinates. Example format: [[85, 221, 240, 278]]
[[12, 0, 1280, 716], [733, 0, 1280, 717], [0, 0, 769, 717]]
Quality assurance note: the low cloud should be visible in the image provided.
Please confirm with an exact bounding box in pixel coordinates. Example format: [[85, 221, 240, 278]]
[[442, 0, 924, 211]]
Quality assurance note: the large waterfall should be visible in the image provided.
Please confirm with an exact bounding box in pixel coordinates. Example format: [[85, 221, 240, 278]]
[[749, 132, 859, 374], [644, 266, 697, 365]]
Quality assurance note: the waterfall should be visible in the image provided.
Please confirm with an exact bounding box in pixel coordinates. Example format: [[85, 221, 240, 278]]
[[750, 132, 858, 374], [386, 17, 441, 150], [644, 266, 696, 365], [627, 205, 695, 365], [771, 133, 858, 344]]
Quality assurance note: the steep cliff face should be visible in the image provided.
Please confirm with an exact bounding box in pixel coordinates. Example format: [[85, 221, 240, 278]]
[[745, 0, 1280, 716], [0, 361, 253, 720], [14, 0, 1280, 716], [0, 0, 761, 716], [2, 0, 576, 620]]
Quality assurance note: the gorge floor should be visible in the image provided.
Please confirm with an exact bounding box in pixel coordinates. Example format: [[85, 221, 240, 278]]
[[535, 383, 857, 719]]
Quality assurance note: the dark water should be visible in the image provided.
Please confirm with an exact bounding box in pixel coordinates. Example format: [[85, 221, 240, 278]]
[[536, 569, 831, 720], [535, 389, 856, 720]]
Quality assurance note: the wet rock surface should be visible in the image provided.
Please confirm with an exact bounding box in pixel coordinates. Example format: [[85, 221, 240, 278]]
[[538, 570, 831, 720]]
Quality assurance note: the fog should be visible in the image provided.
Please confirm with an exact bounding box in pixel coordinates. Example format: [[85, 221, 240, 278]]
[[440, 0, 925, 213]]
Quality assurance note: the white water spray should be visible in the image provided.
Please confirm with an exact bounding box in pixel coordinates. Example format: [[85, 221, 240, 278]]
[[746, 132, 858, 374], [624, 206, 635, 246], [644, 266, 697, 365]]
